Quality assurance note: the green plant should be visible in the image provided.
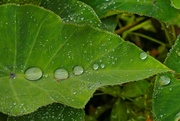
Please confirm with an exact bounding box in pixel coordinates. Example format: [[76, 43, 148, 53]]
[[0, 0, 179, 121]]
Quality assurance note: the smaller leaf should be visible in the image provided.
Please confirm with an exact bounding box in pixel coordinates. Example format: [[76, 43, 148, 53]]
[[153, 36, 180, 121], [110, 98, 127, 121], [101, 15, 117, 32], [41, 0, 101, 27], [121, 80, 149, 98], [80, 0, 179, 22], [153, 73, 180, 121], [8, 103, 85, 121], [99, 85, 121, 97], [165, 35, 180, 73], [171, 0, 180, 9]]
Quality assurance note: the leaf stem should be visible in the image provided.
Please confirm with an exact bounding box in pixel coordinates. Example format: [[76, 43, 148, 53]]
[[160, 22, 176, 47], [115, 18, 149, 34], [130, 32, 168, 47]]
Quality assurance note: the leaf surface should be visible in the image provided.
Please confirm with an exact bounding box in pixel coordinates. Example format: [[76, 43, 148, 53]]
[[8, 103, 84, 121], [1, 0, 41, 5], [80, 0, 179, 22], [153, 36, 180, 121], [41, 0, 101, 27], [171, 0, 180, 9], [0, 4, 169, 116]]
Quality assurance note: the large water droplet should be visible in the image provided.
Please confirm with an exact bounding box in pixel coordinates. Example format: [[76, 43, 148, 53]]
[[139, 52, 147, 60], [159, 75, 171, 86], [54, 68, 68, 80], [175, 112, 180, 121], [73, 66, 84, 75], [24, 67, 42, 81], [93, 63, 99, 70]]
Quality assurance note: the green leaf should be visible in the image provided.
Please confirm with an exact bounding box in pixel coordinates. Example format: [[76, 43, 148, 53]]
[[121, 80, 149, 98], [164, 35, 180, 73], [153, 73, 180, 121], [8, 103, 85, 121], [171, 0, 180, 9], [153, 36, 180, 121], [101, 15, 117, 32], [110, 98, 127, 121], [99, 85, 121, 97], [1, 0, 42, 5], [0, 4, 169, 116], [41, 0, 101, 27], [80, 0, 179, 22]]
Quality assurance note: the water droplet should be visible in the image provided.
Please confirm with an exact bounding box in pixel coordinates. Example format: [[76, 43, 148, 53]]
[[10, 73, 16, 79], [139, 52, 148, 60], [100, 64, 105, 69], [175, 112, 180, 121], [73, 66, 84, 75], [54, 68, 68, 80], [159, 75, 171, 86], [93, 63, 99, 70], [24, 67, 42, 81]]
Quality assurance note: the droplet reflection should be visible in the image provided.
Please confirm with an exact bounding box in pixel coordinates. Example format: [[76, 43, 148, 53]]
[[54, 68, 68, 80], [139, 52, 147, 60], [24, 67, 42, 81], [73, 66, 84, 75]]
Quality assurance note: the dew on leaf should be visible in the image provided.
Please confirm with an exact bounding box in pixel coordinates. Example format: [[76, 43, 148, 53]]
[[93, 63, 99, 70], [139, 52, 148, 60], [159, 75, 171, 86], [24, 67, 43, 81], [54, 68, 69, 80], [73, 66, 84, 75]]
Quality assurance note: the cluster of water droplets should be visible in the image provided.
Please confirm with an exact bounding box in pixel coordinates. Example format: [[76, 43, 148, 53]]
[[22, 61, 107, 81], [92, 62, 105, 71], [10, 50, 148, 81]]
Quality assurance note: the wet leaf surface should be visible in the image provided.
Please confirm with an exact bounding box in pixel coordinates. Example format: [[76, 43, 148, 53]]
[[8, 103, 84, 121], [0, 4, 169, 116], [80, 0, 179, 22], [153, 36, 180, 121]]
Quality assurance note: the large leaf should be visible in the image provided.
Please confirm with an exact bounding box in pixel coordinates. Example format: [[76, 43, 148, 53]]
[[0, 4, 170, 116], [80, 0, 179, 22], [41, 0, 101, 27], [152, 36, 180, 121], [8, 103, 84, 121]]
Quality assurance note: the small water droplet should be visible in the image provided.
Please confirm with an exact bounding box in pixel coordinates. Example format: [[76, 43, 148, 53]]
[[24, 67, 42, 81], [44, 74, 48, 78], [93, 63, 99, 70], [10, 73, 16, 79], [175, 112, 180, 121], [139, 52, 148, 60], [100, 64, 105, 69], [159, 75, 171, 86], [73, 66, 84, 75], [54, 68, 69, 80]]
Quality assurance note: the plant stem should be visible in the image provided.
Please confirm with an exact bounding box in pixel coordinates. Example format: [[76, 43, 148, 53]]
[[161, 22, 176, 47], [115, 18, 149, 34], [131, 32, 168, 47]]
